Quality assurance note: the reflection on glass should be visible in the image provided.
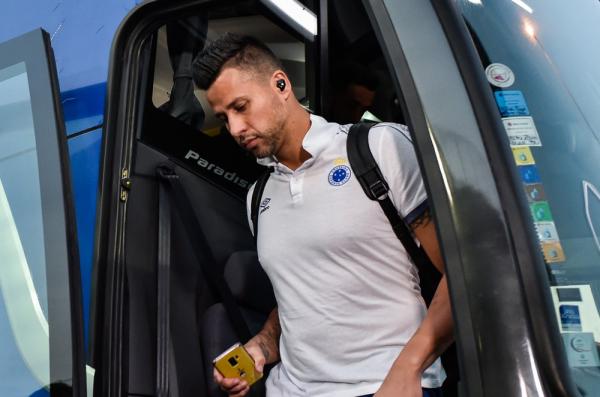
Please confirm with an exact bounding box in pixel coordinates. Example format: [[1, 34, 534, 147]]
[[461, 0, 600, 392], [583, 181, 600, 254], [0, 62, 50, 395], [512, 0, 533, 14], [523, 20, 535, 40]]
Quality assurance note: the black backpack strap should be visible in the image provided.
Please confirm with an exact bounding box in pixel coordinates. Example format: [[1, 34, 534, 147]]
[[250, 168, 273, 242], [347, 122, 441, 305], [156, 164, 252, 343]]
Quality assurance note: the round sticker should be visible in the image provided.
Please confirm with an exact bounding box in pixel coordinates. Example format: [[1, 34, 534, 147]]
[[485, 63, 515, 88], [328, 165, 351, 186], [571, 336, 592, 352]]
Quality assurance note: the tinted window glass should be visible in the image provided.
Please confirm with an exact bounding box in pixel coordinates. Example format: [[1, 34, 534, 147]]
[[460, 1, 600, 392], [0, 30, 83, 396], [152, 15, 310, 129], [328, 0, 405, 125], [0, 61, 51, 396], [145, 12, 309, 199]]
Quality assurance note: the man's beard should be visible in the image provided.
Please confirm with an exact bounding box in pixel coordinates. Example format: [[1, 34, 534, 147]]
[[250, 126, 281, 159], [249, 102, 286, 159]]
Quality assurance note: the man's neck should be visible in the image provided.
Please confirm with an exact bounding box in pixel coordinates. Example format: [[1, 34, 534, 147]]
[[277, 107, 311, 171]]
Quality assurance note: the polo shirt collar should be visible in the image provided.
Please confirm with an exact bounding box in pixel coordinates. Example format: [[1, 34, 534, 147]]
[[257, 114, 331, 168]]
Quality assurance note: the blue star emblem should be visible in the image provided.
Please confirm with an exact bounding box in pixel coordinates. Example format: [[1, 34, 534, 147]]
[[328, 165, 351, 186]]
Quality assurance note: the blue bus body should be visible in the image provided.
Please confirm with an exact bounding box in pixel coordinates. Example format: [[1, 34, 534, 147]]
[[1, 0, 137, 346]]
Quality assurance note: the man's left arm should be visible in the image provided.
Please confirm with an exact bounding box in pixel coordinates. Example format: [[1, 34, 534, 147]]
[[375, 208, 454, 397]]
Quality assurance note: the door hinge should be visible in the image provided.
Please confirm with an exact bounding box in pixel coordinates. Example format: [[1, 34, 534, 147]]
[[120, 168, 132, 202]]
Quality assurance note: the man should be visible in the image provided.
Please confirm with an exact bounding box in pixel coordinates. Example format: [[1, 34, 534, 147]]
[[330, 61, 378, 124], [192, 33, 453, 397]]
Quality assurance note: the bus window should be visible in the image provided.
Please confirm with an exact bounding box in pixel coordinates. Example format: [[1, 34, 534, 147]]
[[145, 11, 310, 199], [0, 30, 84, 397], [460, 0, 600, 393], [0, 59, 51, 397], [327, 0, 405, 125]]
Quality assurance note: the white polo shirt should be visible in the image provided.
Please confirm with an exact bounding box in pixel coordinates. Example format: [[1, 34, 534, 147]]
[[247, 114, 445, 397]]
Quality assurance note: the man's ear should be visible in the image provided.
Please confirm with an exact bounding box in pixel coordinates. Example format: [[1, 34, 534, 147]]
[[271, 70, 291, 99]]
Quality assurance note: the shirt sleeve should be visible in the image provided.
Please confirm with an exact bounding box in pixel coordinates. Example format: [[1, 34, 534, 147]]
[[367, 123, 428, 225]]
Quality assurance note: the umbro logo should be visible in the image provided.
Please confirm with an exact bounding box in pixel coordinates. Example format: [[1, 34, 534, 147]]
[[260, 198, 271, 214]]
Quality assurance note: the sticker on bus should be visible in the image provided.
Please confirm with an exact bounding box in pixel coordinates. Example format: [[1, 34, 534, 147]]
[[530, 201, 553, 222], [495, 90, 529, 117], [562, 333, 600, 368], [485, 62, 515, 88], [542, 241, 566, 263], [560, 305, 582, 331], [502, 116, 542, 147], [524, 183, 546, 202], [518, 165, 542, 184], [535, 221, 560, 242], [512, 147, 535, 165]]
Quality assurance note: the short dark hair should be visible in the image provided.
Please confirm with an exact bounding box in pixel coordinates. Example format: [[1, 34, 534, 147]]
[[192, 33, 283, 90]]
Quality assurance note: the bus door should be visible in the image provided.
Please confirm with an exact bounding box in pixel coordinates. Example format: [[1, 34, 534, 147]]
[[0, 29, 87, 396], [364, 0, 600, 395], [94, 2, 310, 396], [95, 0, 462, 396]]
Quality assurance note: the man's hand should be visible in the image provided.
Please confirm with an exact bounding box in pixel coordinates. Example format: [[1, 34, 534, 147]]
[[213, 308, 281, 397], [213, 339, 266, 397]]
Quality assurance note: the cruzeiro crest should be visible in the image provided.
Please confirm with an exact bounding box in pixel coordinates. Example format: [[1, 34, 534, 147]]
[[328, 165, 351, 186]]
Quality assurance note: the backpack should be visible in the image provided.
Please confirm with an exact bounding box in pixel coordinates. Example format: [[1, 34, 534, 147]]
[[250, 122, 458, 395]]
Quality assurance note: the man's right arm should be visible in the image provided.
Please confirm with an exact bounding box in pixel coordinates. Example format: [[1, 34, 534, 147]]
[[247, 307, 281, 367], [213, 307, 280, 396]]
